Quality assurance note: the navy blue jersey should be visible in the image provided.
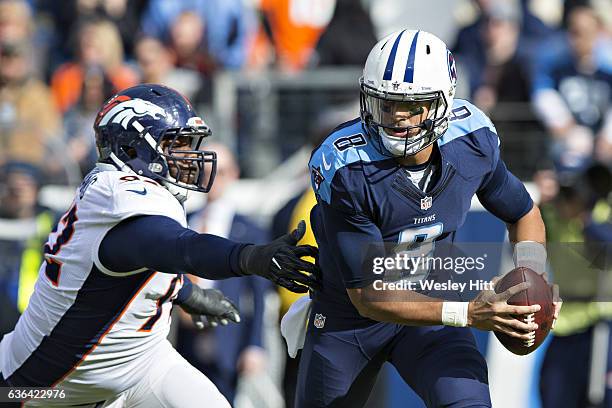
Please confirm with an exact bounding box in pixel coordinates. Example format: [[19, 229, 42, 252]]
[[308, 99, 533, 326]]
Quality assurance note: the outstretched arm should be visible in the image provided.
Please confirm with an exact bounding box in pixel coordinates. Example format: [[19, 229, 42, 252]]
[[98, 215, 320, 292]]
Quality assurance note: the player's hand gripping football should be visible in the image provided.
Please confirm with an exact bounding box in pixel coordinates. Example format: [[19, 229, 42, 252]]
[[238, 220, 321, 293], [179, 286, 241, 329], [468, 280, 540, 341]]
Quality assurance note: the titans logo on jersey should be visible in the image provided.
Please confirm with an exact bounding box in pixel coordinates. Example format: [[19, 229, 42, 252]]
[[308, 99, 533, 326]]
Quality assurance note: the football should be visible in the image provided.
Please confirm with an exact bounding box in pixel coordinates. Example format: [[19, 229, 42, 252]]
[[494, 267, 554, 355]]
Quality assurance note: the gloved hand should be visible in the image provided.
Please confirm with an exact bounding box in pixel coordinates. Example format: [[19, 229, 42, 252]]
[[238, 220, 321, 293], [179, 286, 240, 329]]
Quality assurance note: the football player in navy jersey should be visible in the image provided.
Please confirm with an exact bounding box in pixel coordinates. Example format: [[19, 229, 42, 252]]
[[293, 30, 561, 407]]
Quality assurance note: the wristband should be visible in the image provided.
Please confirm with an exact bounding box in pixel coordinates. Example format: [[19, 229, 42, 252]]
[[513, 241, 547, 273], [442, 301, 469, 327]]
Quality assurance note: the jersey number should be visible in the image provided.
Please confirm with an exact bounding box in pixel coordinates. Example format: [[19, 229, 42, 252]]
[[138, 275, 182, 332], [44, 204, 78, 286], [394, 223, 443, 281], [333, 134, 367, 152], [449, 106, 472, 122]]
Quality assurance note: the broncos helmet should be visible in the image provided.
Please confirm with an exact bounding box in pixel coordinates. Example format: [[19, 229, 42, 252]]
[[94, 84, 216, 202], [360, 30, 457, 157]]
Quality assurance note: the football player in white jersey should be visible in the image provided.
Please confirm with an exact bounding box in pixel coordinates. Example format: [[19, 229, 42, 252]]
[[0, 84, 320, 407]]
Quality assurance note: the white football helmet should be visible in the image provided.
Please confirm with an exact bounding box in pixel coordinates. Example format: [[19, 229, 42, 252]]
[[360, 30, 457, 157]]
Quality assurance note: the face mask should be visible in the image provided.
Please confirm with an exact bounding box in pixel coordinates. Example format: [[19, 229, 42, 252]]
[[378, 128, 427, 156]]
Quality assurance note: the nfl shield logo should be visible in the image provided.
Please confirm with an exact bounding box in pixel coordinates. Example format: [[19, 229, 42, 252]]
[[313, 313, 326, 329], [420, 196, 432, 210]]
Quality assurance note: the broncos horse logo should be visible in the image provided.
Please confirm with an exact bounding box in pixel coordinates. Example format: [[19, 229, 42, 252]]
[[96, 96, 167, 129]]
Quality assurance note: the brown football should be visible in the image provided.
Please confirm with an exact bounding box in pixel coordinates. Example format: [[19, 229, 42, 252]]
[[494, 267, 554, 355]]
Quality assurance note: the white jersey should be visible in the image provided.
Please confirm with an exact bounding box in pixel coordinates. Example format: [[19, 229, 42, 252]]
[[0, 166, 188, 404]]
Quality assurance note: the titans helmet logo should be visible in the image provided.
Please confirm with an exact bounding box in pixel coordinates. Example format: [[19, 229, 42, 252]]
[[97, 96, 167, 129], [447, 50, 457, 84]]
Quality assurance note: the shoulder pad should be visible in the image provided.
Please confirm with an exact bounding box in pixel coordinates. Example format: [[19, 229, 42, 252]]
[[439, 99, 498, 148], [309, 119, 385, 204], [78, 170, 187, 226]]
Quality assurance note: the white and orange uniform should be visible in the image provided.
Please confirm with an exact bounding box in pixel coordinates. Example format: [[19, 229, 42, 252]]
[[0, 165, 229, 407]]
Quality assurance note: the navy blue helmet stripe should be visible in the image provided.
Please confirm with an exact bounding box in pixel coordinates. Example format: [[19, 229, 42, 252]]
[[6, 267, 154, 387], [404, 31, 420, 83], [383, 30, 406, 81]]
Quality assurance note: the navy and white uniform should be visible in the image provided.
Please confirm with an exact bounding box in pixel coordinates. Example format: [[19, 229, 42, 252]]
[[297, 99, 533, 407], [0, 166, 242, 407]]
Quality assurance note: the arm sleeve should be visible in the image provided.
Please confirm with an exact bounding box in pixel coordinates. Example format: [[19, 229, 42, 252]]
[[477, 158, 534, 224], [98, 215, 247, 279], [318, 201, 385, 288], [174, 275, 194, 305]]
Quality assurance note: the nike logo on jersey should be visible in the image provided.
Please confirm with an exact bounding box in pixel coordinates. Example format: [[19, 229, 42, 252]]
[[322, 153, 332, 171], [126, 187, 147, 196]]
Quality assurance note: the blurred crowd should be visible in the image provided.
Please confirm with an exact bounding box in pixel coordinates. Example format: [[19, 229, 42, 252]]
[[0, 0, 612, 407], [0, 0, 609, 181]]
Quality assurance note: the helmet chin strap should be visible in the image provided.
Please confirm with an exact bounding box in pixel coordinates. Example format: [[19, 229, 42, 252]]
[[108, 152, 137, 174]]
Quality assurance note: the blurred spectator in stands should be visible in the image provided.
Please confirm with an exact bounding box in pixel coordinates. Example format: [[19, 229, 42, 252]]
[[453, 0, 554, 82], [531, 5, 612, 174], [0, 162, 56, 336], [0, 0, 54, 85], [176, 143, 273, 404], [0, 0, 32, 44], [465, 1, 532, 112], [168, 11, 217, 76], [140, 0, 255, 69], [250, 0, 336, 71], [135, 36, 202, 102], [312, 0, 376, 67], [62, 64, 115, 178], [537, 163, 612, 408], [70, 0, 144, 59], [51, 18, 138, 114], [39, 0, 148, 65], [0, 39, 62, 177]]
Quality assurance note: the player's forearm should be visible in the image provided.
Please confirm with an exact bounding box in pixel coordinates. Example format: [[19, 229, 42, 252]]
[[363, 299, 445, 326], [99, 215, 247, 279], [347, 287, 443, 325], [507, 205, 546, 244], [507, 205, 548, 273]]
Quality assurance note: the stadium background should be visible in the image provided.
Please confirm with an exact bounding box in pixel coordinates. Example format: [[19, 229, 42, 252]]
[[0, 0, 611, 407]]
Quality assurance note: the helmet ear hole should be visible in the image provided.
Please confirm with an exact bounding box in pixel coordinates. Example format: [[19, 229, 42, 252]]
[[120, 145, 137, 159]]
